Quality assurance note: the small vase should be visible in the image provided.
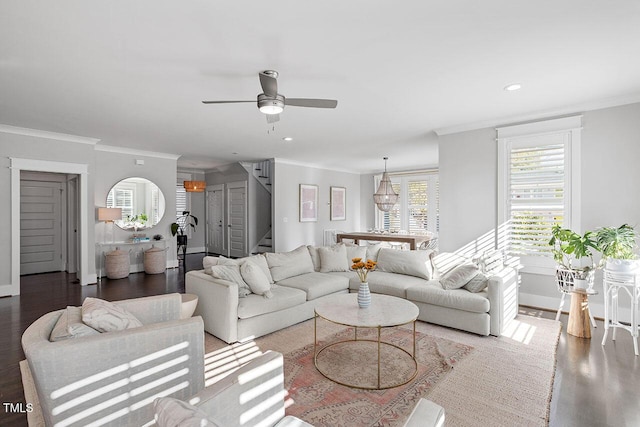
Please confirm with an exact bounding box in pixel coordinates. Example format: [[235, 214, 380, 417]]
[[358, 282, 371, 308]]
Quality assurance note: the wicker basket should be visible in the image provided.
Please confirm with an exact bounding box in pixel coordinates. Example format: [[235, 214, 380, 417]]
[[144, 246, 167, 274], [105, 249, 130, 279]]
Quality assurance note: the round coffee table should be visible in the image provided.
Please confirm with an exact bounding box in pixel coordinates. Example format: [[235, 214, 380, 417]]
[[314, 293, 419, 390]]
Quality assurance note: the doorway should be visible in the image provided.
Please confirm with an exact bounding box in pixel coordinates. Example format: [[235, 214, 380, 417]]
[[227, 181, 247, 258], [206, 184, 225, 255]]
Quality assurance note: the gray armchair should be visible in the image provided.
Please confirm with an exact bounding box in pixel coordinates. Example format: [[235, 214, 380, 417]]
[[22, 293, 205, 427]]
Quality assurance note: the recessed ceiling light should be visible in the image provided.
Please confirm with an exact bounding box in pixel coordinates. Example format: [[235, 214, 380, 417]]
[[232, 152, 238, 155], [282, 137, 293, 142], [504, 83, 522, 91]]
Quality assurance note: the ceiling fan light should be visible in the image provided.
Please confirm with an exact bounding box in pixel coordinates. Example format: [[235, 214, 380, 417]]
[[259, 105, 284, 115]]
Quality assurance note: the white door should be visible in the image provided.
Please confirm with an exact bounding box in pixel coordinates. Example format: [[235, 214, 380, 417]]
[[206, 186, 225, 255], [20, 181, 64, 275], [227, 182, 247, 258]]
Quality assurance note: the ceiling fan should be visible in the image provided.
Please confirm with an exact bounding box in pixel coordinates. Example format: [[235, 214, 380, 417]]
[[202, 70, 338, 123]]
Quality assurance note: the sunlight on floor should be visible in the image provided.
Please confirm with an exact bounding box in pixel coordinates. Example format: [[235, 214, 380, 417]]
[[501, 318, 537, 344]]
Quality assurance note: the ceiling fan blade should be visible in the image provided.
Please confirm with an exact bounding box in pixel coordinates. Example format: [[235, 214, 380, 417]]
[[266, 114, 280, 124], [285, 98, 338, 108], [259, 71, 278, 98], [202, 100, 255, 104]]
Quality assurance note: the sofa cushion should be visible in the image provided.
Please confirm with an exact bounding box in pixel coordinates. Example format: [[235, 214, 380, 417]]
[[50, 306, 100, 342], [366, 243, 383, 261], [307, 246, 321, 272], [376, 248, 434, 280], [202, 256, 219, 269], [82, 297, 144, 332], [319, 244, 349, 272], [440, 263, 479, 290], [153, 397, 221, 427], [346, 245, 368, 266], [240, 260, 273, 298], [277, 272, 349, 300], [207, 265, 252, 298], [237, 286, 307, 319], [406, 283, 490, 313], [266, 246, 315, 281], [349, 271, 431, 298]]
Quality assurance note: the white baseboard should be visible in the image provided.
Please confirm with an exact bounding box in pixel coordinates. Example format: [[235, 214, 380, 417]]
[[519, 291, 633, 323], [85, 274, 98, 285], [0, 283, 18, 297], [167, 260, 179, 268]]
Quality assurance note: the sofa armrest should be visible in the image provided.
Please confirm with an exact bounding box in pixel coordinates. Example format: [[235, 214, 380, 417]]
[[23, 316, 205, 427], [190, 351, 285, 427], [114, 292, 182, 324], [186, 270, 240, 343], [487, 266, 519, 336]]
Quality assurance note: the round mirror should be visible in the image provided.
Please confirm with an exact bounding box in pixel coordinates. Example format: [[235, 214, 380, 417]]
[[106, 177, 166, 230]]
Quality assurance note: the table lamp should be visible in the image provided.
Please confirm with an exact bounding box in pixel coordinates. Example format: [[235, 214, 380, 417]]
[[98, 207, 122, 243]]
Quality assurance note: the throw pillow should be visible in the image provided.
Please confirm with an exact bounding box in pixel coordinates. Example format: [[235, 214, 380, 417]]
[[50, 306, 100, 342], [365, 244, 383, 262], [478, 250, 504, 274], [217, 255, 239, 266], [240, 260, 273, 298], [265, 245, 315, 282], [247, 254, 274, 284], [464, 272, 489, 293], [82, 298, 143, 333], [307, 246, 321, 272], [440, 263, 480, 290], [319, 244, 350, 273], [431, 252, 470, 279], [345, 245, 368, 269], [207, 265, 251, 297], [202, 256, 219, 269], [154, 397, 221, 427], [376, 248, 433, 280]]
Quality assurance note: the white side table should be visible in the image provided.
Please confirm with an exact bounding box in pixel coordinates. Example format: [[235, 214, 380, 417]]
[[602, 269, 640, 356]]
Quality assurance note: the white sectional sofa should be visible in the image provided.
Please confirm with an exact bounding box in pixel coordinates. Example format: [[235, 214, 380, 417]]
[[186, 244, 519, 344]]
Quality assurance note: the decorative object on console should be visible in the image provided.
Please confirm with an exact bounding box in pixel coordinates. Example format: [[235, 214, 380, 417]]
[[97, 207, 122, 244], [330, 186, 346, 221], [374, 156, 399, 212], [183, 180, 206, 192], [351, 257, 376, 308], [299, 184, 318, 222]]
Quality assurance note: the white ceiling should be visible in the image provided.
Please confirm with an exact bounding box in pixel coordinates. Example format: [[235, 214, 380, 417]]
[[2, 1, 640, 173]]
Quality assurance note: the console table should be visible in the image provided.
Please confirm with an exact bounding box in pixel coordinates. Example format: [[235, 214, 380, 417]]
[[96, 240, 168, 279], [336, 232, 434, 250]]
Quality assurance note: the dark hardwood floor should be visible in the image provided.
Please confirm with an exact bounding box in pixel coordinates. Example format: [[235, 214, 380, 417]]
[[1, 254, 639, 426]]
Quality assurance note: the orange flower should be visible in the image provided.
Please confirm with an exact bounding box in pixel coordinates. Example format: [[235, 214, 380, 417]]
[[353, 258, 377, 282], [352, 257, 362, 263]]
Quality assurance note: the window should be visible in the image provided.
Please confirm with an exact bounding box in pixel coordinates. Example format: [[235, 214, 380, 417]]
[[107, 186, 134, 219], [176, 173, 192, 236], [498, 116, 582, 272], [376, 172, 439, 234]]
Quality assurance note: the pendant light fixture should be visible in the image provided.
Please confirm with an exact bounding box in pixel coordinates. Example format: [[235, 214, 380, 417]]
[[183, 180, 206, 193], [373, 157, 399, 212]]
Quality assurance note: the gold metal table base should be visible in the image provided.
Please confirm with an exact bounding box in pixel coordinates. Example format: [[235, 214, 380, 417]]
[[313, 314, 418, 390]]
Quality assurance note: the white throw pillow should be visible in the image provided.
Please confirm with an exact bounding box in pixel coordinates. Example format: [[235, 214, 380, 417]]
[[50, 306, 100, 341], [202, 256, 219, 269], [319, 244, 350, 272], [154, 397, 221, 427], [440, 263, 480, 290], [82, 298, 143, 333], [265, 245, 315, 282], [431, 252, 470, 279], [307, 246, 321, 272], [247, 254, 274, 284], [464, 272, 489, 293], [346, 245, 368, 268], [376, 249, 433, 280], [206, 265, 251, 297], [240, 260, 273, 298], [365, 244, 383, 262]]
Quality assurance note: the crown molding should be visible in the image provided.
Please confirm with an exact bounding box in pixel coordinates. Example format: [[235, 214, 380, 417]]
[[0, 124, 100, 144], [95, 144, 181, 160], [434, 93, 640, 136]]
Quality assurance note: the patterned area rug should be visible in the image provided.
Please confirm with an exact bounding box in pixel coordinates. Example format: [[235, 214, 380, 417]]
[[284, 327, 471, 426]]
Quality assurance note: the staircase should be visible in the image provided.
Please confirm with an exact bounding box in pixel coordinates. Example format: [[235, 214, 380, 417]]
[[240, 159, 274, 254], [256, 231, 273, 254]]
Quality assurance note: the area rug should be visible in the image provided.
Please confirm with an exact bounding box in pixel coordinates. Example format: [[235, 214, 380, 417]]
[[204, 314, 561, 427], [284, 327, 471, 426]]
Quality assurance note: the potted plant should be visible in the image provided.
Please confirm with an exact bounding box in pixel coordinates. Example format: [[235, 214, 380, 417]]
[[171, 211, 198, 249], [549, 225, 599, 290], [595, 224, 639, 272]]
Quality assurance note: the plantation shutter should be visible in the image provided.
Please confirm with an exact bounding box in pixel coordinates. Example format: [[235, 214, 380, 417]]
[[408, 180, 428, 234], [176, 184, 188, 220], [383, 182, 401, 230], [507, 143, 565, 256], [107, 188, 133, 219]]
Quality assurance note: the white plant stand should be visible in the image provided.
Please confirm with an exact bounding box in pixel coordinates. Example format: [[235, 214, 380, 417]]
[[602, 269, 640, 356]]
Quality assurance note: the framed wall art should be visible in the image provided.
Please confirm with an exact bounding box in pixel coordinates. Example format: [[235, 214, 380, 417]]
[[299, 184, 318, 222], [330, 186, 346, 221]]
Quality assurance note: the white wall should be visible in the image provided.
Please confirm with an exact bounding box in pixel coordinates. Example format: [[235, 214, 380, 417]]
[[95, 150, 178, 264], [438, 102, 640, 318], [359, 173, 376, 230], [273, 160, 361, 251]]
